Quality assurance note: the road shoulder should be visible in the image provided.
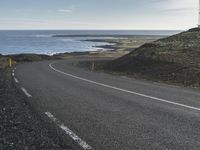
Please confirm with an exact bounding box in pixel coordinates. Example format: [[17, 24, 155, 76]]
[[0, 68, 73, 150]]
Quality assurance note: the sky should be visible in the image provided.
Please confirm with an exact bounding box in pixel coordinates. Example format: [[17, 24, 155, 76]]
[[0, 0, 198, 30]]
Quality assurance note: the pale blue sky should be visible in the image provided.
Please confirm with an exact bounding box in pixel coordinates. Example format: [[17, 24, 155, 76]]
[[0, 0, 198, 30]]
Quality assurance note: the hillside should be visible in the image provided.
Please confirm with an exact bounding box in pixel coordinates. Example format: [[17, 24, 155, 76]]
[[105, 28, 200, 87]]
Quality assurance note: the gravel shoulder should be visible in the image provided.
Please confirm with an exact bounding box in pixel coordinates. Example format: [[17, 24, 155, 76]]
[[0, 68, 73, 150]]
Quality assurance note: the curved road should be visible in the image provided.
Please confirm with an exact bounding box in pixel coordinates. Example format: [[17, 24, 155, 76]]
[[15, 60, 200, 150]]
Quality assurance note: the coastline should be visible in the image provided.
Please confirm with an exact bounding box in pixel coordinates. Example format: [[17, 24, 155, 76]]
[[0, 35, 162, 63], [0, 29, 175, 56]]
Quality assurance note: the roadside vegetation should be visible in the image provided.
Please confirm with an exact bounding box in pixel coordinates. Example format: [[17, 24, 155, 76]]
[[77, 28, 200, 88], [0, 57, 8, 69]]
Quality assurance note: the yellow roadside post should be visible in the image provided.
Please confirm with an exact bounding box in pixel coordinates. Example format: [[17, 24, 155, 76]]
[[8, 58, 12, 67]]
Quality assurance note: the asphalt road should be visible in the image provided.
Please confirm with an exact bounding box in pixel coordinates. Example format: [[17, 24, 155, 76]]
[[15, 60, 200, 150]]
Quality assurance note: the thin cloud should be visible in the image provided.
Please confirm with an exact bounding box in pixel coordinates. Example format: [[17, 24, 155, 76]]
[[58, 5, 75, 13], [149, 0, 197, 15], [58, 9, 72, 13], [161, 7, 195, 13]]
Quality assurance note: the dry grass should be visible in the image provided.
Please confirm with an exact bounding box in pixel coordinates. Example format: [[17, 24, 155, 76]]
[[0, 57, 8, 69]]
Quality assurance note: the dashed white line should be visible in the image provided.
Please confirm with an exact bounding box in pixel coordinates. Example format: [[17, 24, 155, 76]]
[[45, 112, 92, 150], [14, 77, 19, 83], [12, 73, 15, 76], [21, 87, 32, 98], [49, 62, 200, 112]]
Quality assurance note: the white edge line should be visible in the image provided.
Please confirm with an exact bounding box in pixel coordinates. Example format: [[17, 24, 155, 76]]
[[21, 87, 32, 98], [45, 112, 92, 150], [49, 62, 200, 112], [14, 77, 19, 83]]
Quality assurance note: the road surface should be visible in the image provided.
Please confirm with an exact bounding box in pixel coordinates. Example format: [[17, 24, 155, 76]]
[[14, 60, 200, 150]]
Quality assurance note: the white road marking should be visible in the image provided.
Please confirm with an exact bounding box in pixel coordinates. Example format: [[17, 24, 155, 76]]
[[49, 62, 200, 112], [12, 73, 15, 76], [45, 112, 92, 150], [14, 77, 19, 83], [12, 70, 15, 73], [21, 87, 32, 98]]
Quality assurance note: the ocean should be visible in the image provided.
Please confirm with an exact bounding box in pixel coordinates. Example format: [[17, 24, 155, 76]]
[[0, 30, 181, 55]]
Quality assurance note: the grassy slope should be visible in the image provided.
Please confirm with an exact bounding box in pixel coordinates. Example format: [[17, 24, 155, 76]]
[[105, 28, 200, 87]]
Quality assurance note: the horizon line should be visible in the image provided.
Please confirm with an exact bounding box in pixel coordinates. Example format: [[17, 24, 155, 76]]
[[0, 28, 184, 31]]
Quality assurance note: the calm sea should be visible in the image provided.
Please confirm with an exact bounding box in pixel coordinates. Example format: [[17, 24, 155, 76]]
[[0, 30, 181, 55]]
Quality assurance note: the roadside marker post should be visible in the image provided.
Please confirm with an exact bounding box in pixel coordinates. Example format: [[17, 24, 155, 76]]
[[8, 58, 12, 67]]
